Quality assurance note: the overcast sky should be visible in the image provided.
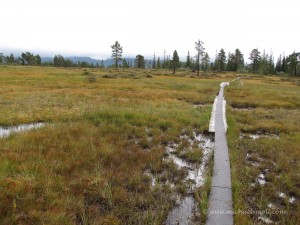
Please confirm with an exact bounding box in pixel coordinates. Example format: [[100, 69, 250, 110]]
[[0, 0, 298, 60]]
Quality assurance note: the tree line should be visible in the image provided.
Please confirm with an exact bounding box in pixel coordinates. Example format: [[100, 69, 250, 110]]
[[1, 41, 299, 76], [111, 40, 299, 76], [0, 52, 42, 66], [0, 52, 106, 68]]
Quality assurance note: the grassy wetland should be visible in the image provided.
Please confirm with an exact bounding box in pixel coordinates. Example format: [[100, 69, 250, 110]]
[[0, 65, 299, 224], [0, 66, 220, 224], [226, 76, 300, 224]]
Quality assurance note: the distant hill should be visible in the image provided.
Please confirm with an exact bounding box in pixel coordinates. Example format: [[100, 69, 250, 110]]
[[41, 57, 53, 63], [65, 57, 104, 65], [41, 56, 136, 67]]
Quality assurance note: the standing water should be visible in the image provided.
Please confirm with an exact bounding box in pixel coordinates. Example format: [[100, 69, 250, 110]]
[[0, 123, 45, 138], [165, 196, 197, 225], [165, 132, 214, 224]]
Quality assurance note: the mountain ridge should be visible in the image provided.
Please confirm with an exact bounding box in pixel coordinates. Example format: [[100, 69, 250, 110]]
[[41, 56, 137, 67]]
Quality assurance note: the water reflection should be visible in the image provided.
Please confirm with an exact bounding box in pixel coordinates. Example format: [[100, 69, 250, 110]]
[[0, 123, 45, 138]]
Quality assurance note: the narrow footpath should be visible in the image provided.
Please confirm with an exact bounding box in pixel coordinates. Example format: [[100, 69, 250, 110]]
[[206, 82, 233, 225]]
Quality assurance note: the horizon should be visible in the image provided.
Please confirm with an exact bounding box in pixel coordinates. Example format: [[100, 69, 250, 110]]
[[1, 47, 298, 64]]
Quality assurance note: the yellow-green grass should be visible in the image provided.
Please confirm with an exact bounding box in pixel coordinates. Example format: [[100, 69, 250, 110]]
[[195, 152, 213, 224], [0, 66, 221, 126], [0, 65, 220, 224], [226, 76, 300, 224]]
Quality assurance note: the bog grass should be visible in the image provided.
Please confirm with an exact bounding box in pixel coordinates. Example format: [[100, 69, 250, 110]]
[[2, 66, 298, 224], [226, 75, 300, 224], [0, 66, 220, 224]]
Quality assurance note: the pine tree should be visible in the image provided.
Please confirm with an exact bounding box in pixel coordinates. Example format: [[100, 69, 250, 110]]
[[195, 40, 205, 75], [135, 55, 145, 69], [53, 54, 65, 67], [21, 52, 36, 65], [111, 41, 123, 69]]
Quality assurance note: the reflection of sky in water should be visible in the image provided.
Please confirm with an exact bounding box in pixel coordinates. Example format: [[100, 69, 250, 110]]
[[165, 133, 214, 224], [166, 133, 214, 189], [0, 123, 45, 138], [165, 196, 196, 225]]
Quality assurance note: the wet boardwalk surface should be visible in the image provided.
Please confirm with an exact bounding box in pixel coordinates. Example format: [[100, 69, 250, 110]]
[[206, 83, 233, 225]]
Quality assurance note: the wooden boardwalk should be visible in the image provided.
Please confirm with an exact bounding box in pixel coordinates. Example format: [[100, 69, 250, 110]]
[[206, 82, 233, 225]]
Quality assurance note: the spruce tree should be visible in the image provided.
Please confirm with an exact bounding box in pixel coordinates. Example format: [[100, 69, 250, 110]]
[[7, 53, 15, 64], [157, 57, 161, 69], [234, 49, 244, 71], [275, 54, 282, 72], [226, 52, 235, 71], [36, 54, 41, 65], [268, 52, 275, 74], [259, 50, 268, 75], [162, 50, 166, 69], [281, 56, 287, 73], [217, 49, 226, 72], [202, 52, 210, 71], [249, 48, 261, 73], [171, 50, 180, 74], [185, 51, 191, 68], [0, 53, 4, 64], [122, 58, 129, 68], [152, 53, 156, 69], [165, 55, 170, 72], [191, 57, 195, 71], [213, 50, 218, 72], [286, 52, 297, 76]]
